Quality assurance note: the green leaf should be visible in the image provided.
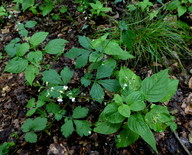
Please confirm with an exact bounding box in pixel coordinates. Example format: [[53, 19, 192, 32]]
[[45, 39, 68, 54], [128, 113, 157, 152], [178, 5, 187, 17], [119, 67, 141, 91], [25, 65, 39, 85], [90, 82, 104, 101], [46, 102, 60, 114], [89, 52, 103, 62], [72, 106, 89, 119], [29, 32, 49, 47], [32, 117, 47, 131], [4, 57, 28, 73], [141, 69, 169, 102], [21, 118, 34, 132], [75, 52, 89, 68], [25, 20, 37, 28], [118, 104, 131, 117], [94, 121, 121, 134], [78, 36, 91, 49], [24, 132, 37, 143], [116, 128, 139, 147], [188, 6, 192, 13], [100, 103, 125, 123], [61, 119, 74, 138], [65, 48, 89, 59], [74, 120, 91, 136], [42, 69, 62, 84], [60, 67, 73, 85], [36, 100, 45, 108], [145, 105, 176, 132], [27, 51, 42, 67], [55, 110, 66, 121], [22, 0, 34, 11], [39, 1, 54, 16], [26, 98, 36, 108], [167, 0, 180, 11], [16, 43, 30, 56], [160, 78, 179, 102], [26, 108, 37, 117], [126, 91, 146, 111], [121, 30, 136, 50], [81, 73, 93, 87], [96, 59, 116, 79], [113, 94, 123, 104], [4, 38, 20, 57], [98, 79, 120, 92]]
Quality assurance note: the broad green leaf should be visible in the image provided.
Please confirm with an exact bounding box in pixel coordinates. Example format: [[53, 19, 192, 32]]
[[178, 5, 187, 17], [96, 59, 116, 79], [113, 94, 123, 104], [42, 69, 62, 84], [145, 105, 176, 132], [72, 106, 89, 119], [61, 119, 74, 138], [29, 32, 49, 47], [94, 121, 121, 134], [26, 108, 36, 117], [118, 104, 131, 117], [75, 52, 89, 68], [116, 128, 139, 147], [89, 52, 103, 62], [141, 69, 169, 102], [16, 43, 30, 56], [128, 113, 157, 152], [121, 30, 136, 50], [60, 67, 73, 85], [46, 102, 60, 114], [78, 36, 91, 49], [36, 100, 45, 108], [21, 119, 34, 132], [32, 117, 47, 131], [26, 98, 36, 108], [25, 21, 37, 28], [98, 79, 120, 92], [119, 67, 141, 91], [189, 6, 192, 13], [4, 57, 28, 73], [167, 0, 180, 11], [39, 1, 54, 16], [4, 38, 20, 57], [27, 51, 42, 67], [90, 82, 104, 101], [100, 103, 125, 123], [91, 34, 108, 51], [46, 86, 64, 98], [160, 78, 179, 102], [45, 39, 68, 54], [126, 91, 146, 111], [81, 73, 93, 87], [25, 65, 39, 85], [74, 120, 91, 136], [24, 132, 37, 143], [65, 48, 89, 59], [22, 0, 34, 11]]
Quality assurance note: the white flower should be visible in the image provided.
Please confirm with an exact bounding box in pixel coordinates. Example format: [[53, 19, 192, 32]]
[[123, 83, 128, 89], [57, 98, 63, 102], [71, 98, 75, 102], [50, 87, 54, 91], [88, 131, 91, 135], [63, 85, 68, 90]]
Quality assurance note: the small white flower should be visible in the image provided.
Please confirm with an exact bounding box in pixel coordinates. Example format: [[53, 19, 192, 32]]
[[71, 98, 75, 102], [50, 87, 54, 91], [46, 93, 50, 97], [57, 98, 63, 102], [59, 91, 64, 93], [63, 85, 68, 90], [88, 131, 91, 135], [123, 83, 128, 89]]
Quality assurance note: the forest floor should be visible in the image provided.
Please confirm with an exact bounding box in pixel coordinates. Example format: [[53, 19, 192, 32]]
[[1, 0, 192, 154]]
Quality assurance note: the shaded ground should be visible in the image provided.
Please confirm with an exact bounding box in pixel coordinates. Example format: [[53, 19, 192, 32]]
[[1, 0, 192, 154]]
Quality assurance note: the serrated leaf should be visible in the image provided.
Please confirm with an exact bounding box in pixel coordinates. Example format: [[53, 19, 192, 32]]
[[4, 57, 28, 73], [4, 38, 20, 57], [25, 65, 39, 85], [100, 103, 125, 123], [141, 69, 169, 102], [29, 32, 49, 47], [118, 104, 131, 117], [128, 113, 157, 152], [81, 73, 93, 87], [96, 59, 116, 79], [22, 0, 34, 11], [40, 2, 54, 16], [25, 21, 37, 28], [27, 51, 42, 67], [21, 118, 34, 132], [74, 120, 91, 136], [32, 117, 47, 131], [78, 36, 91, 49], [178, 5, 187, 17], [36, 100, 45, 108], [60, 67, 73, 85], [98, 79, 120, 92], [26, 108, 37, 117], [16, 43, 30, 56], [90, 82, 104, 101], [75, 52, 89, 68], [42, 69, 62, 84], [72, 106, 89, 119], [26, 98, 36, 108], [24, 132, 37, 143], [55, 110, 66, 121], [45, 39, 68, 54], [160, 78, 179, 102], [126, 91, 146, 111], [46, 102, 60, 114], [61, 119, 74, 138], [119, 67, 141, 92], [94, 121, 121, 134], [65, 48, 88, 59], [89, 52, 103, 62], [116, 128, 139, 147]]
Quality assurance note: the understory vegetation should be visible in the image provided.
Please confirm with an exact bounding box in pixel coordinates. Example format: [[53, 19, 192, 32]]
[[0, 0, 192, 154]]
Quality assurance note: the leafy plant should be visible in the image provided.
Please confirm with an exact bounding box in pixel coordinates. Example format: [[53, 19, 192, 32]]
[[94, 68, 178, 152], [4, 22, 68, 86], [0, 6, 8, 17], [0, 142, 15, 155], [13, 0, 35, 11]]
